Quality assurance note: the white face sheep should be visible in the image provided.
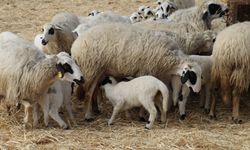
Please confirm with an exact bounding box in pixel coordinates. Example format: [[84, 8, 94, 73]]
[[0, 32, 84, 127], [130, 12, 143, 23], [101, 76, 169, 129], [210, 22, 250, 123], [71, 23, 202, 121], [155, 9, 166, 19], [160, 1, 177, 18], [143, 8, 155, 20]]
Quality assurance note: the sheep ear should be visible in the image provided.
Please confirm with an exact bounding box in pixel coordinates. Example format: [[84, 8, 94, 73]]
[[208, 3, 222, 15], [202, 11, 209, 21], [187, 70, 197, 85], [181, 71, 189, 84], [56, 63, 65, 78], [54, 25, 63, 30]]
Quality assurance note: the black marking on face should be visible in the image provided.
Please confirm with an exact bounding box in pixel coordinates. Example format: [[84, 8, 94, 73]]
[[101, 77, 112, 85], [213, 38, 216, 43], [147, 121, 150, 124], [158, 2, 161, 5], [48, 28, 54, 35], [48, 87, 57, 94], [42, 28, 44, 32], [166, 5, 170, 13], [141, 8, 144, 11], [145, 16, 148, 19], [162, 14, 164, 18], [56, 63, 65, 77], [202, 11, 209, 21], [208, 3, 222, 15], [138, 12, 141, 15], [181, 70, 197, 85], [63, 63, 74, 74], [178, 94, 183, 101], [133, 16, 137, 20], [161, 6, 163, 11], [148, 11, 153, 16], [88, 13, 92, 16]]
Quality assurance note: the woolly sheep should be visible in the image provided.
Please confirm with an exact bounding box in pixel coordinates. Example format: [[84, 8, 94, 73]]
[[168, 0, 228, 30], [157, 0, 195, 9], [172, 55, 213, 119], [71, 23, 202, 120], [0, 32, 84, 127], [101, 76, 169, 129], [210, 22, 250, 123], [40, 12, 80, 54]]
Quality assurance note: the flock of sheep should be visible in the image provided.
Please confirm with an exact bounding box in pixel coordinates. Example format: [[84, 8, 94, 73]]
[[0, 0, 249, 130]]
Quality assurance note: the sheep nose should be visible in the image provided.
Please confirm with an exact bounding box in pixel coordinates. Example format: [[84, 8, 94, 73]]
[[73, 76, 85, 85], [41, 39, 48, 45]]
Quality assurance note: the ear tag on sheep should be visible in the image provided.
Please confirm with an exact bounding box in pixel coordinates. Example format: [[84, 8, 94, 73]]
[[58, 72, 63, 78]]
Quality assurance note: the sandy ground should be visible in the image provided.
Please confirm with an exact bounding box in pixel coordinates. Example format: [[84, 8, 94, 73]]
[[0, 0, 250, 149]]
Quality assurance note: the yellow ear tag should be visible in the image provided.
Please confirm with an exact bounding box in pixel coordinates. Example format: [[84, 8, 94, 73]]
[[58, 72, 63, 78]]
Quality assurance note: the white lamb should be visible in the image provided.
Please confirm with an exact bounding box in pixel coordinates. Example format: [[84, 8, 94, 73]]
[[101, 76, 169, 129], [130, 12, 143, 24], [172, 55, 213, 119]]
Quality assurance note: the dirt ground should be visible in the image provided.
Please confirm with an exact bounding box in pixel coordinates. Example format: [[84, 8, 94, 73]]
[[0, 0, 250, 149]]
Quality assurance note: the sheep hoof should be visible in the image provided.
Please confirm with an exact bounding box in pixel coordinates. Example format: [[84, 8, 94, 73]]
[[209, 114, 216, 120], [85, 118, 95, 122], [232, 117, 243, 124], [145, 124, 152, 130], [180, 114, 186, 120], [204, 108, 210, 114], [139, 117, 147, 122]]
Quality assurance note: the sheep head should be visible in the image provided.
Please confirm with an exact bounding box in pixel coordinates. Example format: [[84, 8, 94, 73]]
[[41, 23, 63, 46], [56, 52, 84, 85]]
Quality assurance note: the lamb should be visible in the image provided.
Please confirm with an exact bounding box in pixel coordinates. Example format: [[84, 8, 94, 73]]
[[143, 8, 155, 20], [160, 1, 177, 18], [0, 32, 84, 127], [171, 55, 213, 119], [40, 12, 80, 54], [210, 22, 250, 123], [137, 1, 228, 34], [71, 23, 202, 120], [33, 80, 74, 129], [157, 0, 195, 9], [101, 76, 169, 129]]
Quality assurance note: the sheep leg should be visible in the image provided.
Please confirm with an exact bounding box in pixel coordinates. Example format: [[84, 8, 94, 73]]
[[232, 89, 242, 124], [199, 88, 205, 108], [155, 95, 166, 123], [92, 87, 100, 115], [171, 76, 182, 106], [49, 108, 68, 129], [22, 100, 32, 128], [32, 103, 39, 127], [178, 85, 189, 120], [64, 97, 77, 126], [204, 85, 211, 113], [142, 98, 157, 129], [108, 101, 124, 125], [84, 71, 105, 121], [209, 87, 217, 119]]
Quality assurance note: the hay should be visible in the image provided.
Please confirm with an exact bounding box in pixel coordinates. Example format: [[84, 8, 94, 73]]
[[0, 0, 250, 149]]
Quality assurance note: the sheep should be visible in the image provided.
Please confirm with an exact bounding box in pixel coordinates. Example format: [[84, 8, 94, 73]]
[[130, 12, 143, 24], [137, 1, 228, 34], [172, 55, 213, 119], [138, 6, 149, 15], [71, 23, 202, 120], [210, 22, 250, 123], [40, 12, 80, 55], [155, 9, 166, 19], [143, 8, 155, 20], [33, 80, 74, 129], [0, 32, 84, 127], [160, 1, 177, 18], [101, 76, 169, 129], [157, 0, 195, 9], [168, 0, 228, 29]]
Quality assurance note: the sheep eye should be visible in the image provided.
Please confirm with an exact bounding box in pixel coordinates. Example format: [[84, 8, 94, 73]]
[[48, 28, 54, 35], [134, 17, 137, 19], [145, 16, 148, 19], [142, 8, 144, 11], [88, 13, 91, 16], [158, 2, 161, 5]]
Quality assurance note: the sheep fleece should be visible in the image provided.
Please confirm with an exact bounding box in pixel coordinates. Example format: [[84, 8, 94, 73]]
[[71, 23, 181, 90]]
